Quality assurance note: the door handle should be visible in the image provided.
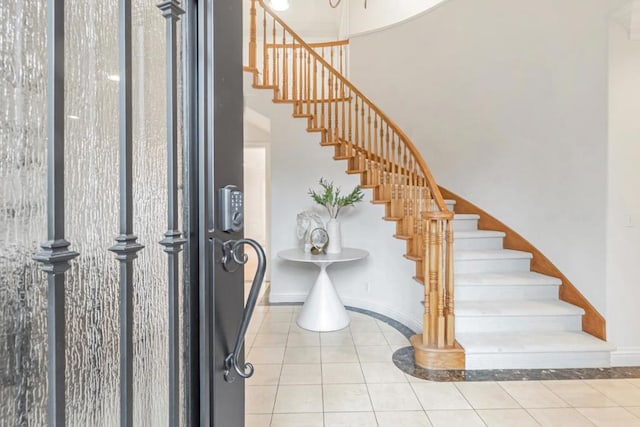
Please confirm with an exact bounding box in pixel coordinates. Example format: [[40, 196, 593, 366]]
[[220, 238, 267, 383]]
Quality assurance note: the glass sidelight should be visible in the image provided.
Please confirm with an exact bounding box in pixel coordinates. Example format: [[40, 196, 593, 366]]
[[0, 1, 49, 424], [1, 0, 187, 425], [2, 0, 248, 425], [63, 0, 179, 424]]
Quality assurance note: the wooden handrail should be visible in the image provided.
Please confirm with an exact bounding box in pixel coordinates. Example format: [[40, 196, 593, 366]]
[[255, 0, 449, 213], [266, 39, 350, 49]]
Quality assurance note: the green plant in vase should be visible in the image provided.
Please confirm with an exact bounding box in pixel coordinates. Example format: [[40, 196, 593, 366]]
[[308, 178, 364, 253]]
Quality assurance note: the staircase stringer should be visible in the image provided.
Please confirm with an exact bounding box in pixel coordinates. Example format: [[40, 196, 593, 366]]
[[439, 186, 607, 341]]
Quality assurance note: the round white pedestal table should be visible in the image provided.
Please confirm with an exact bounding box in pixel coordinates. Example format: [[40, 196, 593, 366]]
[[278, 248, 369, 332]]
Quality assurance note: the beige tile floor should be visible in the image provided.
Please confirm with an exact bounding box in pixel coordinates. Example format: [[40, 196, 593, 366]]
[[244, 304, 640, 427]]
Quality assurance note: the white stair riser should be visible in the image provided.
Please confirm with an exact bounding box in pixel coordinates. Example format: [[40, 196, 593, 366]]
[[446, 201, 456, 211], [454, 236, 504, 251], [455, 285, 559, 301], [452, 218, 478, 231], [454, 258, 531, 273], [465, 351, 611, 370], [455, 315, 582, 333]]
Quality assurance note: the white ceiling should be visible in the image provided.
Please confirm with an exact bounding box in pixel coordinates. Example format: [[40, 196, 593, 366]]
[[246, 0, 446, 41], [275, 0, 345, 39], [244, 0, 346, 41]]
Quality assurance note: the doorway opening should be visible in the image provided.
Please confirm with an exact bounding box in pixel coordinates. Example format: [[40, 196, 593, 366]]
[[244, 107, 271, 302]]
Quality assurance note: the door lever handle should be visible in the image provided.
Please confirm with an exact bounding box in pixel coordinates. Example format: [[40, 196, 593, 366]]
[[221, 238, 267, 383]]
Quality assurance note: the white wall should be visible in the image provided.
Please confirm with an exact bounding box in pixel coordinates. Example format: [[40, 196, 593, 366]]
[[244, 75, 425, 331], [349, 0, 626, 318], [607, 21, 640, 364], [243, 142, 269, 281], [244, 145, 268, 246], [347, 0, 447, 36]]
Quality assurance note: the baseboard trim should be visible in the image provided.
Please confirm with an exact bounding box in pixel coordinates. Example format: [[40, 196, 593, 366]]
[[267, 292, 306, 304], [268, 291, 422, 333], [611, 347, 640, 367]]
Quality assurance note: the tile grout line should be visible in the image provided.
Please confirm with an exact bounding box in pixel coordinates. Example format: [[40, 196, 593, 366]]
[[319, 327, 326, 427], [270, 306, 287, 424], [333, 314, 372, 424], [523, 407, 596, 427], [267, 306, 279, 426], [538, 379, 600, 409], [516, 407, 544, 427], [448, 382, 490, 427], [358, 336, 379, 426], [495, 380, 578, 411]]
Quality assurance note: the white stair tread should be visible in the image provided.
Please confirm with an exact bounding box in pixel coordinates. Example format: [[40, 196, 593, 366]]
[[456, 300, 584, 316], [456, 271, 562, 286], [457, 331, 615, 353], [454, 214, 480, 220], [444, 199, 457, 205], [455, 249, 533, 261], [454, 230, 506, 239]]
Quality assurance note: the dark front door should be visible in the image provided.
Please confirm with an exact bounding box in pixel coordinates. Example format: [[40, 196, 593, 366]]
[[183, 0, 248, 426], [0, 0, 247, 425]]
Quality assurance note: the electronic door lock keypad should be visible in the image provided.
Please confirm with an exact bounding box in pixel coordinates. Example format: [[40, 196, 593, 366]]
[[218, 185, 244, 233]]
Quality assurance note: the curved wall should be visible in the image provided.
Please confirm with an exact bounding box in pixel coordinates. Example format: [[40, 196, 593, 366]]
[[347, 0, 447, 36], [607, 19, 640, 361], [348, 0, 627, 319]]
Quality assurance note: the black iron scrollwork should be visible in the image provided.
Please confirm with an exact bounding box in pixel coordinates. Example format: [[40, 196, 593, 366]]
[[221, 238, 267, 382]]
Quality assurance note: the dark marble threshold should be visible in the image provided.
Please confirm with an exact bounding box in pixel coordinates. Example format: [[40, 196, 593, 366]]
[[344, 305, 416, 338], [262, 299, 640, 382], [393, 346, 640, 382]]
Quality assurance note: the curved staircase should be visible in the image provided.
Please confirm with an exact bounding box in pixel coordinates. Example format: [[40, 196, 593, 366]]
[[244, 0, 613, 369], [446, 199, 614, 369]]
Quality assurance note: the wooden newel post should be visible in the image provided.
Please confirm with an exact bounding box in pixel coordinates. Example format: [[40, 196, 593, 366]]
[[411, 210, 464, 370], [424, 212, 449, 348]]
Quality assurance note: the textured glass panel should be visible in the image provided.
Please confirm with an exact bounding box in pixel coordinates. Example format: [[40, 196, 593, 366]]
[[2, 0, 186, 424], [0, 0, 49, 425], [64, 0, 120, 424], [176, 17, 187, 427], [131, 0, 169, 424], [64, 0, 180, 424]]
